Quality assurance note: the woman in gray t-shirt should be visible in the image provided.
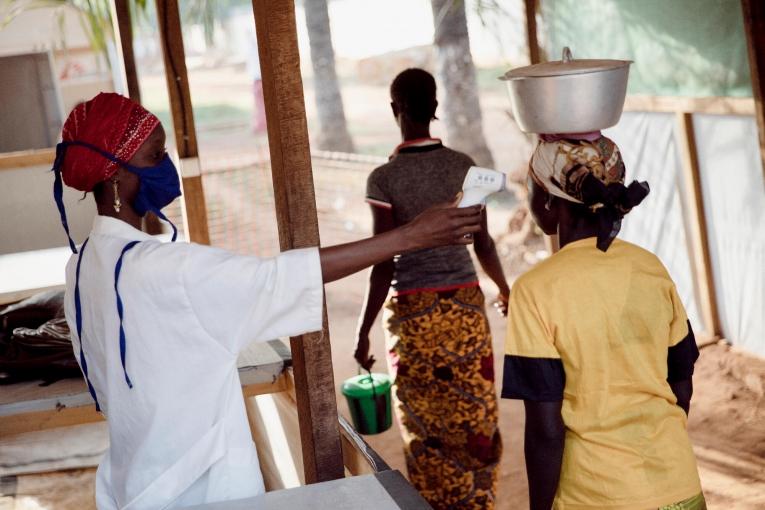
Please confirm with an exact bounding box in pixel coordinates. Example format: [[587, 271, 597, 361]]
[[355, 68, 509, 510]]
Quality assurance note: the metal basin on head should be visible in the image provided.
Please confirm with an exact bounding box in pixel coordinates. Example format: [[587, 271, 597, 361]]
[[501, 47, 632, 134]]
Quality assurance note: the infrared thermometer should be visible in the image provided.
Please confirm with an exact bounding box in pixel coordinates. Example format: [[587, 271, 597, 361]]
[[458, 166, 507, 207]]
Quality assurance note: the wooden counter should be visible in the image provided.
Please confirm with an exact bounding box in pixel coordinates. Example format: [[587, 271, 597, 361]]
[[0, 339, 292, 437]]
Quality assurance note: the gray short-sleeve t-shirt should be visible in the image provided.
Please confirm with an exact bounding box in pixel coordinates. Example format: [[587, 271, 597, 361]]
[[366, 144, 478, 292]]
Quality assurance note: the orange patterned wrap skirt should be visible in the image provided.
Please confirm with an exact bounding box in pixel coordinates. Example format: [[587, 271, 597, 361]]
[[383, 286, 502, 510]]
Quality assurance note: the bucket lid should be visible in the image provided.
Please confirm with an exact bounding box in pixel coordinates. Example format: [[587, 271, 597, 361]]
[[341, 373, 392, 398], [500, 47, 631, 80]]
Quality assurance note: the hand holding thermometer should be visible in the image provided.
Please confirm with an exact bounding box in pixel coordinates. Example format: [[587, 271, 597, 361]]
[[458, 166, 507, 207]]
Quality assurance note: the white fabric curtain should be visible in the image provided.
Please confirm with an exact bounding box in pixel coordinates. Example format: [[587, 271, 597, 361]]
[[604, 112, 704, 334], [693, 115, 765, 357]]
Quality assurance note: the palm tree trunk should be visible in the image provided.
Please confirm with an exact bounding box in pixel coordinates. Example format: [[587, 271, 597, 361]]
[[304, 0, 354, 152], [431, 0, 494, 168]]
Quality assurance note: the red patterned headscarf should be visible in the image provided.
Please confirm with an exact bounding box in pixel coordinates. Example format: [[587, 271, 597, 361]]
[[61, 92, 159, 192]]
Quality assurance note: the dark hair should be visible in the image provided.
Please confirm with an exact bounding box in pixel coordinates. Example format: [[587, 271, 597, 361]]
[[86, 181, 102, 204], [390, 68, 437, 124], [567, 175, 650, 251]]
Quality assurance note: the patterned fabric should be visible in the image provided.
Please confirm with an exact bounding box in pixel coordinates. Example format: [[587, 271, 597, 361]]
[[530, 136, 649, 251], [658, 492, 707, 510], [383, 286, 501, 510], [530, 136, 627, 205], [61, 92, 159, 192]]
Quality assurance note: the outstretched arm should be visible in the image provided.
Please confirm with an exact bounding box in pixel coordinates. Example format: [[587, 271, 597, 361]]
[[524, 399, 565, 510], [320, 200, 482, 283]]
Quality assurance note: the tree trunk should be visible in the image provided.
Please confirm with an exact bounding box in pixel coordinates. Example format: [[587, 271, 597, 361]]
[[304, 0, 354, 152], [430, 0, 494, 168]]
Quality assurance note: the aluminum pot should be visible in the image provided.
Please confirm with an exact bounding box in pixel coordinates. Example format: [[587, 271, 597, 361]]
[[501, 47, 632, 134]]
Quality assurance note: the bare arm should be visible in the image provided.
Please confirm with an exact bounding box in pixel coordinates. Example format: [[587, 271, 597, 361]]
[[524, 400, 565, 510], [320, 201, 482, 284], [474, 209, 510, 315], [354, 206, 396, 369]]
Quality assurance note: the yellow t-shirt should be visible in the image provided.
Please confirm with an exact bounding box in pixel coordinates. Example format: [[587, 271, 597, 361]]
[[503, 238, 701, 510]]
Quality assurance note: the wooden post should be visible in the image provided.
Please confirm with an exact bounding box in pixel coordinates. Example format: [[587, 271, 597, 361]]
[[524, 0, 541, 65], [251, 0, 344, 483], [155, 0, 210, 245], [742, 0, 765, 181], [111, 0, 141, 102], [111, 0, 163, 235], [676, 112, 722, 338], [523, 0, 558, 254]]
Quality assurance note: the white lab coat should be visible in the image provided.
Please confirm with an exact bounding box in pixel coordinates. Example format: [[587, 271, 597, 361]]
[[63, 216, 323, 509]]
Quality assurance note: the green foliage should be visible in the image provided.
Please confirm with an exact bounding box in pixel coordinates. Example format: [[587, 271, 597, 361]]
[[0, 0, 150, 68], [473, 0, 510, 28], [181, 0, 250, 46]]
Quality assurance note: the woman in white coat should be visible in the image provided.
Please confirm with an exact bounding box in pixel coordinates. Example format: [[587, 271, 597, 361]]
[[52, 93, 483, 509]]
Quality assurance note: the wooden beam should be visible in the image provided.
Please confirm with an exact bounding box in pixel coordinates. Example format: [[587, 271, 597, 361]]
[[111, 0, 141, 102], [0, 405, 104, 437], [251, 0, 344, 484], [0, 285, 65, 307], [246, 391, 305, 491], [524, 0, 541, 64], [1, 339, 291, 440], [624, 95, 755, 116], [112, 0, 163, 235], [521, 1, 559, 251], [0, 378, 290, 438], [155, 0, 210, 245], [523, 0, 556, 251], [676, 112, 722, 338], [241, 371, 291, 398], [0, 148, 55, 170], [742, 0, 765, 181]]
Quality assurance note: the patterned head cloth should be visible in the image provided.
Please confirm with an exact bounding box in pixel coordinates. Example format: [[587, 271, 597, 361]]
[[530, 135, 649, 251], [60, 92, 159, 192]]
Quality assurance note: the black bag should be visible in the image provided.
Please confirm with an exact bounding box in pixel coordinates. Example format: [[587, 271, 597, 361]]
[[1, 290, 64, 330], [0, 291, 81, 385]]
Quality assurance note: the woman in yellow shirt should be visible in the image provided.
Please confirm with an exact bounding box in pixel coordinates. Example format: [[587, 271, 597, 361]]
[[502, 134, 705, 510]]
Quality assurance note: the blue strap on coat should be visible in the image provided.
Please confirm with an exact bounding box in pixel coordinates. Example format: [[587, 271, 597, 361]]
[[114, 240, 141, 388], [52, 143, 78, 254], [74, 238, 100, 410], [75, 238, 143, 410]]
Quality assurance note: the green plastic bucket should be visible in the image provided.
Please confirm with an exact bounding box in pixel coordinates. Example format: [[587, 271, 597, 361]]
[[341, 372, 393, 435]]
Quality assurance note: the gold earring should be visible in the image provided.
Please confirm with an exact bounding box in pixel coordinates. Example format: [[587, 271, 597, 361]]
[[112, 178, 121, 213]]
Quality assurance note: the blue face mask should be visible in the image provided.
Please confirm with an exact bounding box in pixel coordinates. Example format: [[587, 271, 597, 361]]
[[123, 154, 182, 235], [52, 140, 181, 253]]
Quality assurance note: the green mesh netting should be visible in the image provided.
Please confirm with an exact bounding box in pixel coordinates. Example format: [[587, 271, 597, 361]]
[[541, 0, 752, 97]]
